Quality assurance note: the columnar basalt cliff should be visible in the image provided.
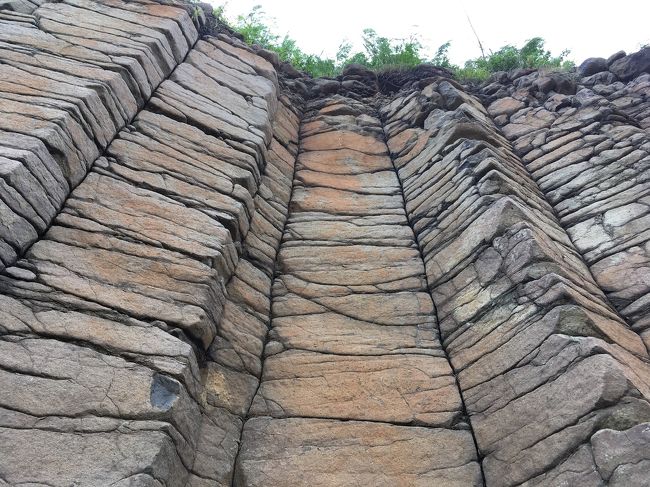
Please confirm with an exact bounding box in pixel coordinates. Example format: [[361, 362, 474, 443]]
[[0, 1, 649, 485]]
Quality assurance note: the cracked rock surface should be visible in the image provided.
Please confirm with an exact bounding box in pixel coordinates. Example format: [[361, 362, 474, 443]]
[[1, 2, 650, 485], [235, 95, 482, 486]]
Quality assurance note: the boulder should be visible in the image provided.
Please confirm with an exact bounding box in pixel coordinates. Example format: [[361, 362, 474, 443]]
[[607, 50, 627, 66], [610, 47, 650, 81], [279, 61, 302, 79], [553, 74, 578, 94], [534, 76, 556, 93], [311, 78, 340, 96], [438, 80, 465, 110], [342, 63, 374, 78], [488, 96, 525, 117], [578, 57, 608, 77], [256, 48, 280, 68], [581, 70, 618, 86]]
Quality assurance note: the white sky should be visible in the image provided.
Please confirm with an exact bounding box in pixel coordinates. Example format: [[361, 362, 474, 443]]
[[211, 0, 650, 66]]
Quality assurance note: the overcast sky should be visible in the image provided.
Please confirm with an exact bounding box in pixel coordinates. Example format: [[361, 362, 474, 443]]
[[210, 0, 650, 66]]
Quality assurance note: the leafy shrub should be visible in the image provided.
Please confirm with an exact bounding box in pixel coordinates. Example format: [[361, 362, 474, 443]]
[[217, 5, 575, 81], [351, 29, 424, 69], [430, 37, 574, 81], [457, 37, 575, 81], [227, 6, 338, 77], [222, 6, 426, 77]]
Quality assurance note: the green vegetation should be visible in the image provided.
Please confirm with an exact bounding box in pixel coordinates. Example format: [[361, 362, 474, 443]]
[[228, 5, 338, 77], [452, 38, 575, 80], [341, 29, 425, 70], [216, 5, 575, 81]]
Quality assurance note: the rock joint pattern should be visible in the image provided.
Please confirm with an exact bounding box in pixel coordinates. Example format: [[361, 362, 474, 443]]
[[0, 2, 649, 485]]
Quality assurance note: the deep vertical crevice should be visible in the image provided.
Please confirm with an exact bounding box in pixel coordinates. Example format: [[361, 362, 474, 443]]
[[375, 102, 487, 486], [229, 108, 303, 487]]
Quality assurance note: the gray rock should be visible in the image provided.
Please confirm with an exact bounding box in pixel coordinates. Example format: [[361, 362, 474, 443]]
[[438, 80, 465, 109], [311, 78, 340, 96], [610, 47, 650, 81], [534, 76, 556, 93], [2, 4, 650, 486], [592, 423, 650, 486], [342, 63, 374, 78], [255, 48, 280, 68], [578, 57, 608, 77], [554, 74, 578, 94], [581, 70, 618, 86], [279, 61, 302, 78], [607, 50, 627, 66]]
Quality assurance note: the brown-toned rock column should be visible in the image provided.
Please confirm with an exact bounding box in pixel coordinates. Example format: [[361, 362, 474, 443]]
[[0, 26, 294, 485], [0, 0, 203, 271], [234, 95, 482, 486], [381, 78, 650, 486], [184, 97, 301, 487]]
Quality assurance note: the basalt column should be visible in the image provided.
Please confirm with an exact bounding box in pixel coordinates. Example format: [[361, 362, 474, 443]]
[[484, 68, 650, 346], [0, 5, 298, 482], [234, 95, 482, 486], [381, 78, 650, 486]]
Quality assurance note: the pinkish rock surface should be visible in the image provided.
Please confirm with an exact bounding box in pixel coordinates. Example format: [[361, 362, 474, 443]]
[[0, 2, 649, 485]]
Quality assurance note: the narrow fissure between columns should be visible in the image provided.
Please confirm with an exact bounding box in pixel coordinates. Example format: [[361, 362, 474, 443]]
[[229, 110, 303, 487], [232, 94, 484, 485], [376, 105, 487, 486]]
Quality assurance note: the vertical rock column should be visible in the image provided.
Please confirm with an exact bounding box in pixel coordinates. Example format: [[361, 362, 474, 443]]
[[185, 97, 302, 486], [381, 79, 650, 486], [0, 0, 202, 271], [234, 95, 482, 486], [484, 69, 650, 347], [0, 30, 293, 485]]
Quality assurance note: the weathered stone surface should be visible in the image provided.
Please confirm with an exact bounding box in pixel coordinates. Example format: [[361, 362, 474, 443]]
[[0, 0, 200, 271], [0, 419, 186, 486], [235, 418, 482, 487], [251, 351, 461, 426], [490, 59, 650, 342], [384, 74, 650, 486], [1, 11, 650, 485], [235, 95, 481, 483], [0, 6, 300, 484], [592, 422, 650, 485]]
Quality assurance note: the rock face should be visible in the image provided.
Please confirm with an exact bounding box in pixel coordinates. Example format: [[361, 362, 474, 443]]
[[235, 96, 482, 485], [0, 2, 649, 485]]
